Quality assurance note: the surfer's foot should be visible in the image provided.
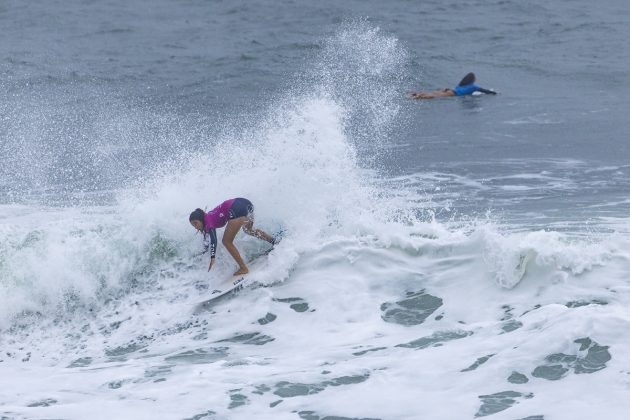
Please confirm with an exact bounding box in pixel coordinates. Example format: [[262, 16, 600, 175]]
[[234, 267, 249, 276]]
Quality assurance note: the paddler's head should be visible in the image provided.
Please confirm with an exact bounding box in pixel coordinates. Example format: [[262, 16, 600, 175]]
[[189, 208, 205, 232]]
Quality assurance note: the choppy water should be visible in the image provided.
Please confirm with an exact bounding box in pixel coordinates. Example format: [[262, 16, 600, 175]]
[[1, 1, 630, 419]]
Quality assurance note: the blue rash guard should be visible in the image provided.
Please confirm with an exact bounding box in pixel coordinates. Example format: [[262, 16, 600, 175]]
[[454, 83, 480, 96], [454, 84, 496, 96]]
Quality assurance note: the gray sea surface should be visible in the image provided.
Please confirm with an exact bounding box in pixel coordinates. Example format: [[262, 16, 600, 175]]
[[2, 0, 629, 227]]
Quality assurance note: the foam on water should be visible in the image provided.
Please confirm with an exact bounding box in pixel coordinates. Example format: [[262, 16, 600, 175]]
[[2, 22, 630, 420]]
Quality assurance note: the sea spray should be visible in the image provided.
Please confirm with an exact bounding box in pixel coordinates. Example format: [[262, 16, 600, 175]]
[[0, 22, 411, 328]]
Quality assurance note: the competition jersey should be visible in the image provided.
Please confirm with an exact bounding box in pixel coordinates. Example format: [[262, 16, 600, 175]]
[[204, 198, 236, 229], [202, 198, 236, 258]]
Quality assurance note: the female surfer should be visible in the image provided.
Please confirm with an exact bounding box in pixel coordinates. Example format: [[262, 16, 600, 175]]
[[410, 72, 497, 99], [189, 198, 275, 275]]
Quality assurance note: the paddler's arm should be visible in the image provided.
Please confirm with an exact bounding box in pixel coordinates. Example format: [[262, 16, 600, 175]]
[[476, 87, 497, 95]]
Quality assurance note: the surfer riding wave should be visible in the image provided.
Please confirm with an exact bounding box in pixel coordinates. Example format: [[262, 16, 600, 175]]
[[189, 198, 275, 275]]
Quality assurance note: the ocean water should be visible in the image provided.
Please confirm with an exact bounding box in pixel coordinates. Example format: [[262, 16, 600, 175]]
[[1, 1, 630, 419]]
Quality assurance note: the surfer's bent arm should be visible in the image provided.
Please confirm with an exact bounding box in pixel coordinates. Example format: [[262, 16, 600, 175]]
[[204, 228, 218, 258]]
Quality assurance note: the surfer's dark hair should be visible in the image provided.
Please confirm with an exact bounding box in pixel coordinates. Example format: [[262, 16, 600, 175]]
[[458, 72, 476, 87], [189, 208, 205, 226]]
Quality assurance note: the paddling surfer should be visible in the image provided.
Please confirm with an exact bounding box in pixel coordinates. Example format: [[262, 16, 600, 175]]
[[410, 72, 497, 99]]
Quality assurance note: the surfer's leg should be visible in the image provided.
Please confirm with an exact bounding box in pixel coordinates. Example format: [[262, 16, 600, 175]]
[[242, 220, 274, 243], [410, 91, 438, 99], [410, 88, 455, 99], [223, 217, 249, 275], [230, 199, 274, 244]]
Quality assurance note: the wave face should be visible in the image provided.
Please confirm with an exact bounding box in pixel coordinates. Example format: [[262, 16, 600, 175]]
[[2, 16, 630, 420]]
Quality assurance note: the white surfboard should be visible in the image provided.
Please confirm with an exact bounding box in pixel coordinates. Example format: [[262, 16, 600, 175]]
[[207, 272, 249, 300], [194, 231, 284, 311], [194, 248, 273, 311], [194, 272, 252, 313]]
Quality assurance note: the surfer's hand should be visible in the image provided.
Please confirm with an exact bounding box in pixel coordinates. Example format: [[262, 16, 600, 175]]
[[208, 257, 215, 271]]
